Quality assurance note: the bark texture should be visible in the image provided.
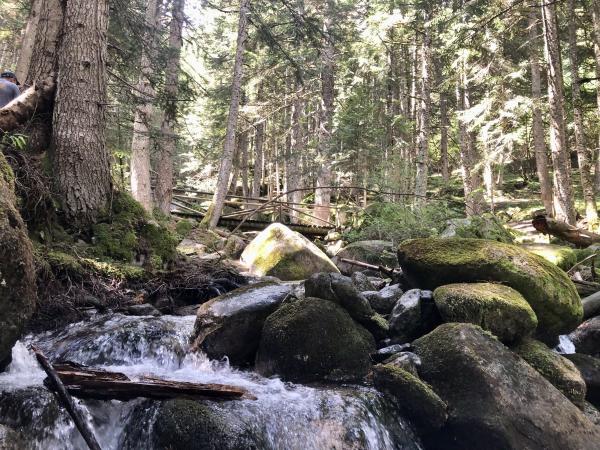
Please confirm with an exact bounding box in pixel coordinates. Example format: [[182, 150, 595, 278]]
[[51, 0, 112, 224], [528, 9, 554, 215], [204, 0, 250, 229], [25, 0, 64, 85], [252, 120, 265, 199], [16, 0, 43, 83], [130, 0, 160, 212], [0, 77, 55, 132], [440, 93, 449, 182], [287, 84, 304, 223], [541, 0, 576, 224], [155, 0, 185, 214]]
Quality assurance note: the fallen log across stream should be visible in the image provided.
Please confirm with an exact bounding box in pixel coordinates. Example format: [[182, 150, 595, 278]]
[[45, 361, 257, 402], [532, 215, 600, 248]]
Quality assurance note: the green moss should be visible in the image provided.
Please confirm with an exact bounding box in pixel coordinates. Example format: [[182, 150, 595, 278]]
[[43, 250, 146, 282], [513, 338, 586, 407], [433, 283, 538, 343], [0, 153, 14, 191], [175, 219, 196, 238], [373, 363, 447, 431], [521, 244, 577, 271], [140, 222, 179, 266], [453, 214, 515, 243], [398, 238, 583, 341]]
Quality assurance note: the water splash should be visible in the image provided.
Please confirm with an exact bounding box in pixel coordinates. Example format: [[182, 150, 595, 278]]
[[556, 335, 575, 354]]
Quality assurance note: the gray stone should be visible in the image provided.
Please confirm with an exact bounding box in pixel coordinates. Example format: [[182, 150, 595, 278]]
[[334, 240, 397, 275], [570, 316, 600, 358], [372, 344, 411, 363], [383, 351, 422, 376], [565, 353, 600, 409], [389, 289, 440, 343], [351, 271, 376, 292], [126, 304, 161, 317], [366, 284, 404, 315]]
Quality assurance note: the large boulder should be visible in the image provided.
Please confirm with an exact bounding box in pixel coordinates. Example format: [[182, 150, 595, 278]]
[[413, 323, 600, 450], [398, 238, 583, 341], [433, 283, 537, 343], [304, 272, 389, 340], [570, 316, 600, 357], [190, 282, 291, 366], [255, 297, 376, 382], [566, 353, 600, 409], [373, 364, 448, 432], [513, 338, 586, 407], [240, 223, 339, 281], [388, 289, 440, 343], [334, 240, 397, 275], [153, 400, 258, 450], [520, 243, 577, 271]]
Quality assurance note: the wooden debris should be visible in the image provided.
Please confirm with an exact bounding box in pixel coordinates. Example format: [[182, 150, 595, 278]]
[[532, 215, 600, 248], [339, 257, 400, 278], [581, 291, 600, 320], [32, 348, 102, 450]]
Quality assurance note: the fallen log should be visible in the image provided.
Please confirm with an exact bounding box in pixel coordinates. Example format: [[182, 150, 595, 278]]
[[32, 348, 102, 450], [0, 77, 55, 133], [572, 279, 600, 297], [532, 215, 600, 248], [339, 257, 400, 278], [581, 291, 600, 320], [52, 362, 256, 402]]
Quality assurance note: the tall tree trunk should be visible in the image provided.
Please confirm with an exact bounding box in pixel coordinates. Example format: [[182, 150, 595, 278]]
[[130, 0, 160, 212], [414, 19, 432, 205], [155, 0, 185, 215], [287, 83, 305, 224], [240, 130, 249, 198], [314, 0, 336, 225], [16, 0, 43, 83], [528, 8, 554, 215], [25, 0, 63, 85], [591, 0, 600, 192], [568, 0, 597, 222], [440, 92, 449, 182], [541, 0, 576, 224], [252, 120, 265, 198], [203, 0, 249, 229], [51, 0, 111, 224]]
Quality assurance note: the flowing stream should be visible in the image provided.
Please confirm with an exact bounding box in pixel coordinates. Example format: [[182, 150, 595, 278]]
[[0, 313, 422, 450]]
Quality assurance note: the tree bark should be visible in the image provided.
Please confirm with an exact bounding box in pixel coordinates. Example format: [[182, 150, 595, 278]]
[[240, 130, 250, 199], [25, 0, 63, 85], [203, 0, 250, 229], [440, 92, 449, 182], [314, 0, 336, 225], [16, 0, 43, 83], [130, 0, 160, 212], [252, 120, 265, 198], [287, 83, 305, 224], [590, 1, 600, 194], [155, 0, 185, 215], [528, 8, 554, 215], [51, 0, 112, 224], [568, 0, 597, 222], [0, 77, 55, 132], [414, 18, 432, 205], [541, 0, 576, 224]]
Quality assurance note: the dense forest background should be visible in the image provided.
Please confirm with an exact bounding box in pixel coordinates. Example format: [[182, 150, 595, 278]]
[[3, 0, 600, 235]]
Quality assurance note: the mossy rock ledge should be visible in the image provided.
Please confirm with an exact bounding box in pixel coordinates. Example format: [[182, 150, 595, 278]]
[[433, 283, 537, 343], [255, 297, 375, 382], [512, 338, 586, 408], [398, 238, 583, 341], [240, 223, 340, 281]]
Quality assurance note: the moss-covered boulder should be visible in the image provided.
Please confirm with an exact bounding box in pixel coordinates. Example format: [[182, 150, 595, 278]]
[[433, 283, 537, 343], [255, 297, 375, 382], [565, 353, 600, 409], [520, 243, 577, 271], [153, 400, 258, 450], [373, 364, 447, 432], [512, 338, 586, 407], [190, 282, 291, 366], [397, 238, 582, 341], [334, 240, 397, 275], [412, 323, 600, 450], [240, 223, 339, 281]]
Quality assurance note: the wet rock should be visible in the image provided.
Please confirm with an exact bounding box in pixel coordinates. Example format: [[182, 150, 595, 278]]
[[383, 352, 421, 376], [191, 282, 291, 366], [255, 297, 376, 382], [371, 344, 411, 363], [570, 316, 600, 357], [351, 271, 376, 292], [433, 283, 537, 343], [369, 277, 387, 290], [584, 402, 600, 426], [126, 304, 161, 317], [388, 289, 440, 343], [565, 353, 600, 409], [365, 284, 404, 315], [373, 364, 447, 432], [413, 323, 600, 450], [334, 240, 397, 275], [0, 424, 25, 449], [398, 238, 583, 342], [153, 400, 259, 450], [513, 338, 586, 407], [176, 238, 208, 256], [305, 273, 388, 340], [240, 223, 339, 281], [223, 235, 246, 259]]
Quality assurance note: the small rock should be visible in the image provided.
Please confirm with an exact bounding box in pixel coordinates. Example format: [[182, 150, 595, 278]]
[[126, 304, 161, 317], [366, 284, 404, 315], [368, 277, 387, 290], [351, 271, 375, 292], [223, 235, 246, 259], [569, 316, 600, 358], [388, 289, 440, 343], [383, 351, 421, 376], [371, 344, 411, 363]]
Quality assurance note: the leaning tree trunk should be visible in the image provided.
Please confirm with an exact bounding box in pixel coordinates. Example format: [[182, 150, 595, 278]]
[[0, 153, 36, 370], [528, 9, 554, 215], [203, 0, 250, 229], [287, 82, 305, 224], [541, 0, 576, 224], [51, 0, 112, 224], [16, 0, 43, 83], [591, 1, 600, 194], [252, 120, 265, 199], [414, 18, 432, 206], [130, 0, 160, 212], [155, 0, 185, 215], [314, 0, 336, 225], [568, 0, 597, 222]]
